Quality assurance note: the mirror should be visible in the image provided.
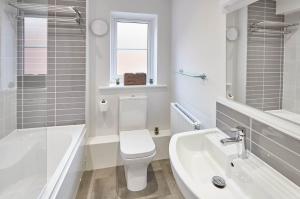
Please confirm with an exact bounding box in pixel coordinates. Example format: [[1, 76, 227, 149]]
[[226, 0, 300, 125]]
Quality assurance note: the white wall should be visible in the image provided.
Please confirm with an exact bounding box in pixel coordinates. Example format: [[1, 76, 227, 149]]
[[221, 0, 258, 13], [88, 0, 172, 137], [226, 8, 247, 103], [171, 0, 227, 128], [276, 0, 300, 15], [282, 12, 300, 114]]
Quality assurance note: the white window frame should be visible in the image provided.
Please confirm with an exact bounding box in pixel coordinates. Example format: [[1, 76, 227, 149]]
[[110, 12, 157, 85]]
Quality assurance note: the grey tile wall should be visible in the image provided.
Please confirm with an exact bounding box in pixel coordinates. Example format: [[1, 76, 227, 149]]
[[216, 103, 251, 150], [17, 0, 86, 128], [246, 0, 284, 111], [216, 102, 300, 186]]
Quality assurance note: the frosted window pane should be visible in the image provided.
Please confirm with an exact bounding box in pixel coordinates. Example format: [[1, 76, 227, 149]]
[[24, 17, 47, 47], [117, 22, 148, 49], [24, 48, 47, 75], [117, 50, 147, 75]]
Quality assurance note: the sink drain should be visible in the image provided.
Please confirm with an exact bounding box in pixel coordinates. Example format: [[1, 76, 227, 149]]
[[212, 176, 226, 189]]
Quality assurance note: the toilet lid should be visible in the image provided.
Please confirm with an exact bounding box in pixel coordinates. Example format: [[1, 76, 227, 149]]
[[120, 129, 156, 159]]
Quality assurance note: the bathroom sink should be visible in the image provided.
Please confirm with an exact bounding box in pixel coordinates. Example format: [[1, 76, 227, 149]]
[[169, 128, 300, 199]]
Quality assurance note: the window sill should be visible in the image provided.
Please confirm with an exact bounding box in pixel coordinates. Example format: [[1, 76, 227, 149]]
[[98, 84, 167, 91]]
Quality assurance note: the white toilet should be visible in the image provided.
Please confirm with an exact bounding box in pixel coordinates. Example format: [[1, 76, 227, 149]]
[[119, 95, 156, 192]]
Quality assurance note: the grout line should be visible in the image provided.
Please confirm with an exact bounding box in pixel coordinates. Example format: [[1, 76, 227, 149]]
[[250, 118, 252, 152], [251, 141, 300, 173], [54, 1, 57, 126], [216, 110, 250, 128], [251, 128, 300, 156]]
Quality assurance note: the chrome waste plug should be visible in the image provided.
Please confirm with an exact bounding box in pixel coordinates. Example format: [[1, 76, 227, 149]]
[[211, 176, 226, 189]]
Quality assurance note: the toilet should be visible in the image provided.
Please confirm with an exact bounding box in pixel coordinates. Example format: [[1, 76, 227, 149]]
[[119, 95, 156, 191]]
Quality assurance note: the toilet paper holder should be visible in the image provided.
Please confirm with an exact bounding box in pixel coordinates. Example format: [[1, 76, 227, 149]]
[[99, 99, 109, 112]]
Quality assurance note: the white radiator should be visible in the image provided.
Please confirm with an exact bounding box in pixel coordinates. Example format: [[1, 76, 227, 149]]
[[170, 103, 201, 135]]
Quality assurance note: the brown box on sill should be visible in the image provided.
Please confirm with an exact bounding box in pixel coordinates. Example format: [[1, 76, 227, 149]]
[[124, 73, 146, 85]]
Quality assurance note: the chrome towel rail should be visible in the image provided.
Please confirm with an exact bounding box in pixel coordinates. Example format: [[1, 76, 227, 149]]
[[177, 69, 207, 80]]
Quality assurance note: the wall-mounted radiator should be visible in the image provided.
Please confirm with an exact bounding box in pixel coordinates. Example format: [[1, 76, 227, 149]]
[[170, 103, 201, 135]]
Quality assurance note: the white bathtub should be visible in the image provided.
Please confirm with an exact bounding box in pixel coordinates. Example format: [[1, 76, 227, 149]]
[[0, 124, 86, 199]]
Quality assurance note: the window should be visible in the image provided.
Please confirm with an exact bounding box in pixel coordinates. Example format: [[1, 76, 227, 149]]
[[111, 12, 157, 84], [24, 17, 48, 75]]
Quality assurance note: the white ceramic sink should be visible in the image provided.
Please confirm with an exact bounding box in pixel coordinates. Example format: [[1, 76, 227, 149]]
[[169, 128, 300, 199]]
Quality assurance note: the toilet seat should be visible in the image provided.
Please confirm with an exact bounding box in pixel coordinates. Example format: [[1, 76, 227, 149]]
[[120, 129, 156, 159]]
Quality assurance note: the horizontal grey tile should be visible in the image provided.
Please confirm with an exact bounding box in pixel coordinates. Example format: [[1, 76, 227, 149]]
[[56, 108, 85, 116], [56, 91, 85, 98], [56, 102, 85, 110], [22, 116, 48, 124], [252, 119, 300, 154], [18, 104, 48, 112], [246, 90, 264, 96], [251, 130, 300, 170], [48, 40, 86, 47], [217, 111, 250, 133], [56, 97, 85, 104], [48, 46, 86, 52], [251, 142, 300, 186], [56, 114, 85, 122], [18, 93, 47, 100], [246, 99, 263, 104], [49, 63, 86, 69], [48, 57, 86, 64], [55, 75, 85, 81], [57, 69, 86, 74], [55, 120, 85, 126], [17, 81, 46, 88], [17, 75, 46, 82], [22, 122, 47, 128], [216, 103, 251, 127]]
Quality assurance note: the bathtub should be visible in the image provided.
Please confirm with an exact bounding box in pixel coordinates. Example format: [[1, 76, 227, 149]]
[[0, 124, 86, 199]]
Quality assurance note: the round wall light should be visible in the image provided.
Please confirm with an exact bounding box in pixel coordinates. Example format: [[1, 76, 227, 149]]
[[226, 27, 239, 41], [90, 19, 109, 36]]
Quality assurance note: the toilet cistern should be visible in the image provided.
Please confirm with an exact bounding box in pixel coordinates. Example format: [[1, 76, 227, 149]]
[[119, 95, 156, 191]]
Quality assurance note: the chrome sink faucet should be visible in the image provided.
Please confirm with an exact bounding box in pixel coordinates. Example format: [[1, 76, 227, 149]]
[[220, 126, 248, 159]]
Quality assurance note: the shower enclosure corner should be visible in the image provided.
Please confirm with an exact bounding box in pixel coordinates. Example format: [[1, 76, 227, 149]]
[[1, 0, 48, 198]]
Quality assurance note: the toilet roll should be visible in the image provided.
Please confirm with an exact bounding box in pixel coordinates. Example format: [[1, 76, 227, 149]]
[[99, 99, 108, 112]]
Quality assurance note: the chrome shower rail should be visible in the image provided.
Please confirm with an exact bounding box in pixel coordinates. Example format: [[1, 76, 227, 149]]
[[15, 15, 81, 26], [251, 21, 299, 29], [249, 20, 298, 35], [250, 28, 292, 35], [8, 1, 82, 25]]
